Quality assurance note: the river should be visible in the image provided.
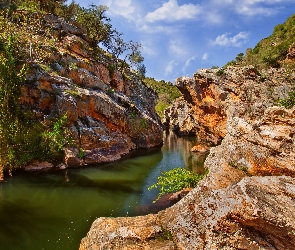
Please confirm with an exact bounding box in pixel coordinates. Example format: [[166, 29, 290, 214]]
[[0, 131, 207, 250]]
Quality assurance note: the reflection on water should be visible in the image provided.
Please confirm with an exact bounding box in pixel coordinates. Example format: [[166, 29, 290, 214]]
[[0, 131, 207, 250], [163, 131, 207, 174]]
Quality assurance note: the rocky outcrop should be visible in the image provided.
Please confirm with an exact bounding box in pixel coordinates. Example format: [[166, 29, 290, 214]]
[[159, 175, 295, 250], [80, 214, 175, 250], [80, 64, 295, 249], [19, 14, 163, 169], [164, 66, 294, 145]]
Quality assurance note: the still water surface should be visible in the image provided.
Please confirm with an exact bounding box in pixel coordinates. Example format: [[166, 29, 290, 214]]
[[0, 131, 207, 250]]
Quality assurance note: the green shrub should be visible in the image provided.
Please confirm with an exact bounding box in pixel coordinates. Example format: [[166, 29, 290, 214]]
[[215, 68, 225, 76], [78, 148, 85, 159], [0, 37, 72, 171], [278, 90, 295, 108], [40, 114, 72, 160], [148, 167, 208, 202]]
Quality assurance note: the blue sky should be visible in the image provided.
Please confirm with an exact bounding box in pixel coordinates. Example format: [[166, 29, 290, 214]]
[[74, 0, 295, 83]]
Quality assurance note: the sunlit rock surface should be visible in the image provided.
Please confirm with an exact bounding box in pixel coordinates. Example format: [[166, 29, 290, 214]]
[[159, 176, 295, 249], [79, 214, 175, 250]]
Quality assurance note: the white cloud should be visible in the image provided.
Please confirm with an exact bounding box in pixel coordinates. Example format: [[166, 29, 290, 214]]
[[139, 24, 176, 34], [146, 0, 202, 22], [165, 60, 178, 75], [101, 0, 135, 19], [169, 39, 187, 56], [182, 56, 197, 73], [236, 5, 276, 16], [141, 41, 157, 56], [210, 0, 292, 17], [211, 32, 249, 47], [202, 53, 208, 60], [205, 11, 223, 24]]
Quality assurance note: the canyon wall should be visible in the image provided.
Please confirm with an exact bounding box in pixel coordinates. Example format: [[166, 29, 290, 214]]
[[18, 14, 163, 169]]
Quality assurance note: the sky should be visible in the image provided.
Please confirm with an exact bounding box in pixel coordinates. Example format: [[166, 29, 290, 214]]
[[74, 0, 295, 83]]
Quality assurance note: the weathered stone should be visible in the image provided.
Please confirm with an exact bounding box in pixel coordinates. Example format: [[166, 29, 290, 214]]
[[164, 66, 294, 145], [25, 161, 54, 171], [79, 214, 175, 250], [190, 144, 210, 153], [159, 176, 295, 250], [286, 41, 295, 60], [0, 167, 3, 181], [64, 148, 84, 167]]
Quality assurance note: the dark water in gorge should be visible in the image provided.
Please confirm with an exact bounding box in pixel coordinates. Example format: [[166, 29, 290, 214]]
[[0, 131, 207, 250]]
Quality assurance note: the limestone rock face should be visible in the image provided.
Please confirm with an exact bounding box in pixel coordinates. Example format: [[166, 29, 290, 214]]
[[19, 14, 163, 168], [164, 66, 294, 145]]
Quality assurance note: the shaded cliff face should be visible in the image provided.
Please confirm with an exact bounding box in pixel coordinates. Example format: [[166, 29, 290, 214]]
[[20, 14, 163, 167], [80, 64, 295, 249]]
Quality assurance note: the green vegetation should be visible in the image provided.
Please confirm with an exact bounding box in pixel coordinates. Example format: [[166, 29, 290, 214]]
[[148, 167, 208, 202], [278, 90, 295, 108], [65, 87, 81, 97], [157, 227, 174, 242], [228, 162, 252, 176], [230, 14, 295, 69], [0, 33, 71, 172], [215, 68, 225, 76], [78, 148, 85, 159], [144, 77, 181, 119]]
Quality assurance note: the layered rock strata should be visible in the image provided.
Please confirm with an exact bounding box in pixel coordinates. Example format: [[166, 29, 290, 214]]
[[19, 14, 163, 168], [80, 65, 295, 249]]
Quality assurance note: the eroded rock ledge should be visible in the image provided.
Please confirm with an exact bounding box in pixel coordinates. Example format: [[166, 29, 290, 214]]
[[80, 66, 295, 249]]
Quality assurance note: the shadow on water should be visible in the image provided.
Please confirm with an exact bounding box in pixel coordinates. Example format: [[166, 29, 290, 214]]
[[0, 130, 208, 250], [0, 199, 67, 250]]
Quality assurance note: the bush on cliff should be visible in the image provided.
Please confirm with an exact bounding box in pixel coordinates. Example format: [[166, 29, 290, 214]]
[[278, 90, 295, 108], [148, 167, 208, 202]]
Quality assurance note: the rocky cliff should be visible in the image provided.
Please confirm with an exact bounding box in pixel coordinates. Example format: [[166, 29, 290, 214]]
[[80, 62, 295, 249], [16, 14, 163, 170]]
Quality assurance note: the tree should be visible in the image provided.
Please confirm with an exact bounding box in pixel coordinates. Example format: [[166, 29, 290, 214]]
[[235, 53, 244, 63], [75, 4, 115, 47]]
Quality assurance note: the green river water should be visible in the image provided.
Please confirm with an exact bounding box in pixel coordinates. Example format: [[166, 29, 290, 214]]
[[0, 131, 207, 250]]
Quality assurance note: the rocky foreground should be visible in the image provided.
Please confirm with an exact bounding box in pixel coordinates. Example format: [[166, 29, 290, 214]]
[[80, 64, 295, 249]]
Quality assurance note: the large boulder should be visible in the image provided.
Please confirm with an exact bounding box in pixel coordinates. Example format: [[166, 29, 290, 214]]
[[164, 66, 294, 145]]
